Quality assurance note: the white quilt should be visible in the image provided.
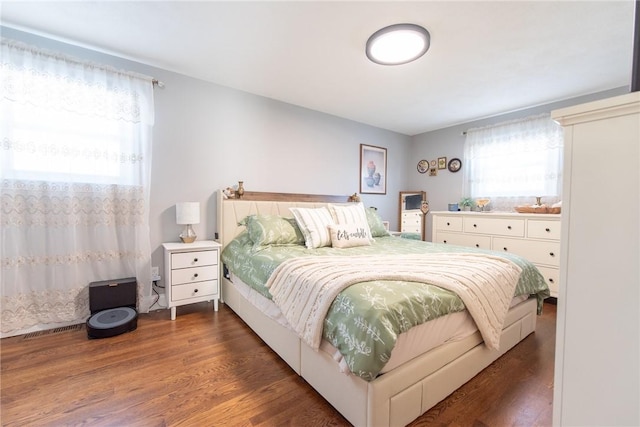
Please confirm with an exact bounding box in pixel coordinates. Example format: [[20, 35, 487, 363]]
[[265, 253, 522, 351]]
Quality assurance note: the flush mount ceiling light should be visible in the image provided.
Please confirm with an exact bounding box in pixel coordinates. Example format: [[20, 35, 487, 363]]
[[366, 23, 430, 65]]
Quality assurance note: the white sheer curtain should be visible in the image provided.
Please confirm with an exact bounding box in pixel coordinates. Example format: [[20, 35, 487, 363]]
[[462, 113, 563, 212], [0, 39, 155, 336]]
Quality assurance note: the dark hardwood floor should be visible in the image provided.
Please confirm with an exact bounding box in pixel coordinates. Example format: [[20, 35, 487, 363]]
[[1, 301, 556, 426]]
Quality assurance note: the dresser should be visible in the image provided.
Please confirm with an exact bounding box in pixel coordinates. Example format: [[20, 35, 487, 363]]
[[431, 211, 560, 297], [551, 92, 639, 426], [162, 240, 221, 320]]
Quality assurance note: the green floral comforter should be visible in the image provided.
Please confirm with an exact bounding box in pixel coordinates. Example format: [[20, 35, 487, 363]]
[[221, 233, 549, 380]]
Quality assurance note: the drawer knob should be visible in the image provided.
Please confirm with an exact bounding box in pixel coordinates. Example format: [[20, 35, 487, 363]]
[[549, 252, 555, 257], [549, 278, 555, 283], [545, 228, 551, 232], [194, 288, 198, 293], [507, 225, 512, 230], [193, 257, 199, 263], [473, 224, 477, 228], [443, 240, 447, 244], [475, 244, 480, 248], [446, 222, 450, 226], [503, 247, 508, 251], [194, 273, 199, 278]]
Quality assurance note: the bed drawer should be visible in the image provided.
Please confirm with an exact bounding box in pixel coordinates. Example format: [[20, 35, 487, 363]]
[[171, 250, 218, 269], [493, 237, 560, 267], [435, 232, 491, 250], [527, 219, 561, 240], [463, 217, 525, 237], [434, 215, 463, 232], [170, 279, 218, 302]]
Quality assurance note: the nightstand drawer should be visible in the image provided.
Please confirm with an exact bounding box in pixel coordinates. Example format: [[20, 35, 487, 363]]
[[171, 265, 217, 285], [171, 280, 218, 302], [171, 250, 217, 269]]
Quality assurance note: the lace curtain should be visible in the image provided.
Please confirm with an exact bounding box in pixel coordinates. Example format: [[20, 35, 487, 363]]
[[462, 113, 563, 212], [0, 39, 155, 336]]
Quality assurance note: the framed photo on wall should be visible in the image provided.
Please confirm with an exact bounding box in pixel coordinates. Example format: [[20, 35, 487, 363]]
[[360, 144, 387, 194], [438, 157, 447, 169]]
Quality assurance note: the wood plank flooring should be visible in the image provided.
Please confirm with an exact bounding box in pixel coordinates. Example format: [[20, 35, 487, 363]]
[[1, 301, 556, 426]]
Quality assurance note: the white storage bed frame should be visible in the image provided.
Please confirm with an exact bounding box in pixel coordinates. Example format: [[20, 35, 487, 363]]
[[216, 191, 538, 427]]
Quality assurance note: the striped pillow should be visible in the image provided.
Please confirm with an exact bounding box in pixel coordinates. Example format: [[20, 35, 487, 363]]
[[290, 207, 335, 249]]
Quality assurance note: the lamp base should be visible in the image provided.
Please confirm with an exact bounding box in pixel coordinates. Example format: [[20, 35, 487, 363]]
[[179, 224, 197, 243]]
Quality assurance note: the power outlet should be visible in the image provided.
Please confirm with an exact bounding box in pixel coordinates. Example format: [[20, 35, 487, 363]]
[[151, 266, 161, 281]]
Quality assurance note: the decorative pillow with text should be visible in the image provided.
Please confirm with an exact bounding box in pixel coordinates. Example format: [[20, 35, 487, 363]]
[[328, 223, 372, 248]]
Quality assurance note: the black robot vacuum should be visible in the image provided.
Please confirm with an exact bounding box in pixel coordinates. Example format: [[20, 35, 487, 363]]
[[86, 277, 138, 339]]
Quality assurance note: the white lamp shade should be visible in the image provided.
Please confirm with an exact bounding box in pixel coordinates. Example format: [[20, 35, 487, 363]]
[[176, 202, 200, 225]]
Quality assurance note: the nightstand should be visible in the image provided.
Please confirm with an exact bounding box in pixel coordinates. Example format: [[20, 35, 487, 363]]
[[162, 240, 221, 320]]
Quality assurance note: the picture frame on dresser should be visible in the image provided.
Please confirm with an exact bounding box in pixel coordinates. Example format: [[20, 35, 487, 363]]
[[360, 144, 387, 194]]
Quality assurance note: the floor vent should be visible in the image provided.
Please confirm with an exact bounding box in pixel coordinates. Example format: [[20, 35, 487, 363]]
[[23, 324, 84, 339]]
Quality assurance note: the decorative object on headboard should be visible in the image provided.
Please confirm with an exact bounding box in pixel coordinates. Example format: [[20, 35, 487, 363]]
[[221, 187, 235, 199], [176, 202, 200, 243], [237, 181, 245, 199], [348, 193, 361, 202]]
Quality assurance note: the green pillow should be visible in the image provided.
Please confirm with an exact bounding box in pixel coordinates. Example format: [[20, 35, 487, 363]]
[[365, 207, 390, 237], [241, 215, 305, 250]]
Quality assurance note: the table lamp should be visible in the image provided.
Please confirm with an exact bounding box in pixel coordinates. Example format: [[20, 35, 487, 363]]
[[176, 202, 200, 243]]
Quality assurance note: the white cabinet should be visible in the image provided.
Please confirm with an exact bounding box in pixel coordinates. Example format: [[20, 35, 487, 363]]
[[431, 211, 561, 297], [399, 191, 427, 239], [162, 240, 221, 320], [551, 92, 640, 426], [401, 211, 422, 234]]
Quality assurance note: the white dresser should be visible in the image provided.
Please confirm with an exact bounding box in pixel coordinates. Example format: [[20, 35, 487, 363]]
[[551, 92, 639, 426], [431, 211, 560, 297], [401, 211, 423, 234], [163, 240, 221, 320]]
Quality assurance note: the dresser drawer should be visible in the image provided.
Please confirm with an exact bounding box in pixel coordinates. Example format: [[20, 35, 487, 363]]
[[171, 279, 218, 302], [171, 250, 218, 269], [436, 232, 491, 250], [434, 215, 463, 232], [493, 237, 560, 267], [171, 265, 218, 285], [463, 217, 525, 237], [536, 265, 559, 297], [527, 219, 561, 240]]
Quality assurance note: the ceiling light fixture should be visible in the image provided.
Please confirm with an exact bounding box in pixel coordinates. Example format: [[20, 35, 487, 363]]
[[366, 23, 430, 66]]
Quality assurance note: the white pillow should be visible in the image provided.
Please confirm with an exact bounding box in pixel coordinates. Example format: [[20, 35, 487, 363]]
[[290, 207, 334, 249], [328, 223, 372, 248], [328, 203, 373, 241]]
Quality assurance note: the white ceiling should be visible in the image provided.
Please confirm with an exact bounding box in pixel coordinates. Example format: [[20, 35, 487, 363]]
[[1, 1, 635, 135]]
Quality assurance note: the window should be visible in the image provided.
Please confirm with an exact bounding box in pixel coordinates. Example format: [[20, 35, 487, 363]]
[[463, 113, 563, 211], [0, 38, 155, 335]]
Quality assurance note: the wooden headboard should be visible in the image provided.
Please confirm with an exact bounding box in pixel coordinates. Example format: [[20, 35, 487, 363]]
[[216, 190, 352, 249]]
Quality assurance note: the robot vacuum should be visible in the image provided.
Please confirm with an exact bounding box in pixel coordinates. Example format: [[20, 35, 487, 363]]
[[86, 277, 138, 339]]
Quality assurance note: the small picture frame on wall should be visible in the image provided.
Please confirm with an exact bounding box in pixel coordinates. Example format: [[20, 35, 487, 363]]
[[429, 167, 437, 176], [360, 144, 387, 194], [438, 157, 447, 169]]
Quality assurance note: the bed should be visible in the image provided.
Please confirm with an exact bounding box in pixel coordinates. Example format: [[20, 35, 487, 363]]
[[216, 190, 549, 427]]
